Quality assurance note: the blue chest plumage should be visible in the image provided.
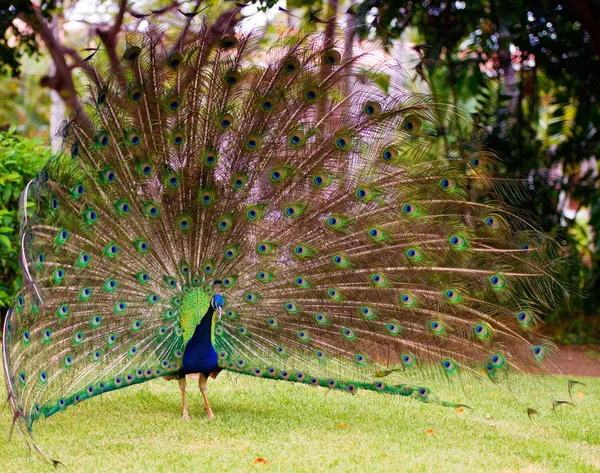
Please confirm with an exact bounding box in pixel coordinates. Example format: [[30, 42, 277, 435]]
[[181, 307, 219, 375]]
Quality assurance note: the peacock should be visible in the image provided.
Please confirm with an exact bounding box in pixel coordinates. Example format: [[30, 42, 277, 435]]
[[2, 9, 567, 459]]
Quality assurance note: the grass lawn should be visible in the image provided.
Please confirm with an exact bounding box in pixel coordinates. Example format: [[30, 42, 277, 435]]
[[0, 367, 598, 472]]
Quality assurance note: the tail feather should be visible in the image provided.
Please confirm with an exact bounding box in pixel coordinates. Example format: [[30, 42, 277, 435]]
[[2, 14, 566, 447]]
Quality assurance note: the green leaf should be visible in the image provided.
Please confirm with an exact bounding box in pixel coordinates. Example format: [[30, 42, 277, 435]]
[[0, 234, 12, 250]]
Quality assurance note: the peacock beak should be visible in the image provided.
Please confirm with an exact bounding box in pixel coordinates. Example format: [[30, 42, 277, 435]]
[[217, 306, 222, 322]]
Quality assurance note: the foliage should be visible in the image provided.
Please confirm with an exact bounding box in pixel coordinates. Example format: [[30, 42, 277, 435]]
[[0, 129, 51, 309], [0, 369, 598, 472], [354, 0, 600, 344], [0, 74, 51, 136], [0, 0, 57, 77]]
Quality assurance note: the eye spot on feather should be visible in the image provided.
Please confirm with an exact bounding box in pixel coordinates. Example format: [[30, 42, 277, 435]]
[[53, 268, 64, 282], [123, 46, 141, 61], [532, 346, 546, 360], [304, 87, 319, 102], [96, 88, 108, 105], [256, 241, 275, 255], [429, 320, 445, 334], [444, 289, 460, 302], [516, 310, 533, 326], [283, 57, 300, 73], [289, 131, 305, 146], [521, 243, 535, 254], [167, 96, 180, 111], [406, 248, 422, 261], [217, 214, 233, 231], [139, 162, 153, 177], [449, 234, 467, 249], [144, 203, 159, 218], [490, 353, 505, 367], [355, 353, 368, 365], [381, 147, 398, 162], [334, 133, 352, 150], [42, 329, 52, 342], [489, 274, 505, 289], [218, 114, 233, 129], [224, 246, 238, 260], [402, 203, 417, 215], [172, 131, 184, 146], [70, 183, 85, 199], [285, 302, 298, 313], [224, 70, 241, 86], [442, 359, 456, 373], [332, 253, 351, 268], [387, 322, 401, 335], [367, 226, 386, 242], [363, 101, 381, 117], [177, 215, 191, 231], [135, 239, 149, 253], [322, 49, 341, 65], [440, 178, 456, 190], [342, 327, 355, 340], [484, 216, 501, 230], [261, 98, 274, 111], [167, 52, 183, 69], [400, 293, 415, 306], [128, 131, 141, 146], [71, 142, 80, 158], [297, 330, 310, 342], [220, 35, 238, 49], [402, 116, 421, 133]]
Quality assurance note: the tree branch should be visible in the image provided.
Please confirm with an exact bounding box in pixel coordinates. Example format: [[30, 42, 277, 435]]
[[22, 5, 82, 111], [96, 0, 127, 80]]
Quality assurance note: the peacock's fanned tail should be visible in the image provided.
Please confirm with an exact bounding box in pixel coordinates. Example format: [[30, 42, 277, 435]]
[[3, 14, 562, 442]]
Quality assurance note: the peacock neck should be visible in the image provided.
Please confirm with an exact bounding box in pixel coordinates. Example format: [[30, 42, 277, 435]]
[[179, 288, 213, 346]]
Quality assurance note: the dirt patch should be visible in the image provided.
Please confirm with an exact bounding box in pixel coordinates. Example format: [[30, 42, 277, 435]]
[[548, 345, 600, 377]]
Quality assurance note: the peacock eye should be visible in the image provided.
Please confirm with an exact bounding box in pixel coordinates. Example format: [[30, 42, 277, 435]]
[[402, 116, 422, 133], [400, 293, 414, 305], [304, 87, 319, 102], [224, 70, 241, 86], [381, 147, 398, 162], [284, 57, 300, 73], [402, 203, 417, 215], [363, 101, 382, 117], [440, 177, 456, 190], [289, 131, 305, 146], [322, 49, 341, 66], [220, 35, 238, 49]]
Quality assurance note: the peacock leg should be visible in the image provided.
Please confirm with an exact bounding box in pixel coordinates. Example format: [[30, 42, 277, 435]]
[[198, 373, 214, 419], [179, 377, 191, 421]]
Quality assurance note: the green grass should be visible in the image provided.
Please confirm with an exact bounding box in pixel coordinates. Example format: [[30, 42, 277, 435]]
[[1, 369, 599, 472]]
